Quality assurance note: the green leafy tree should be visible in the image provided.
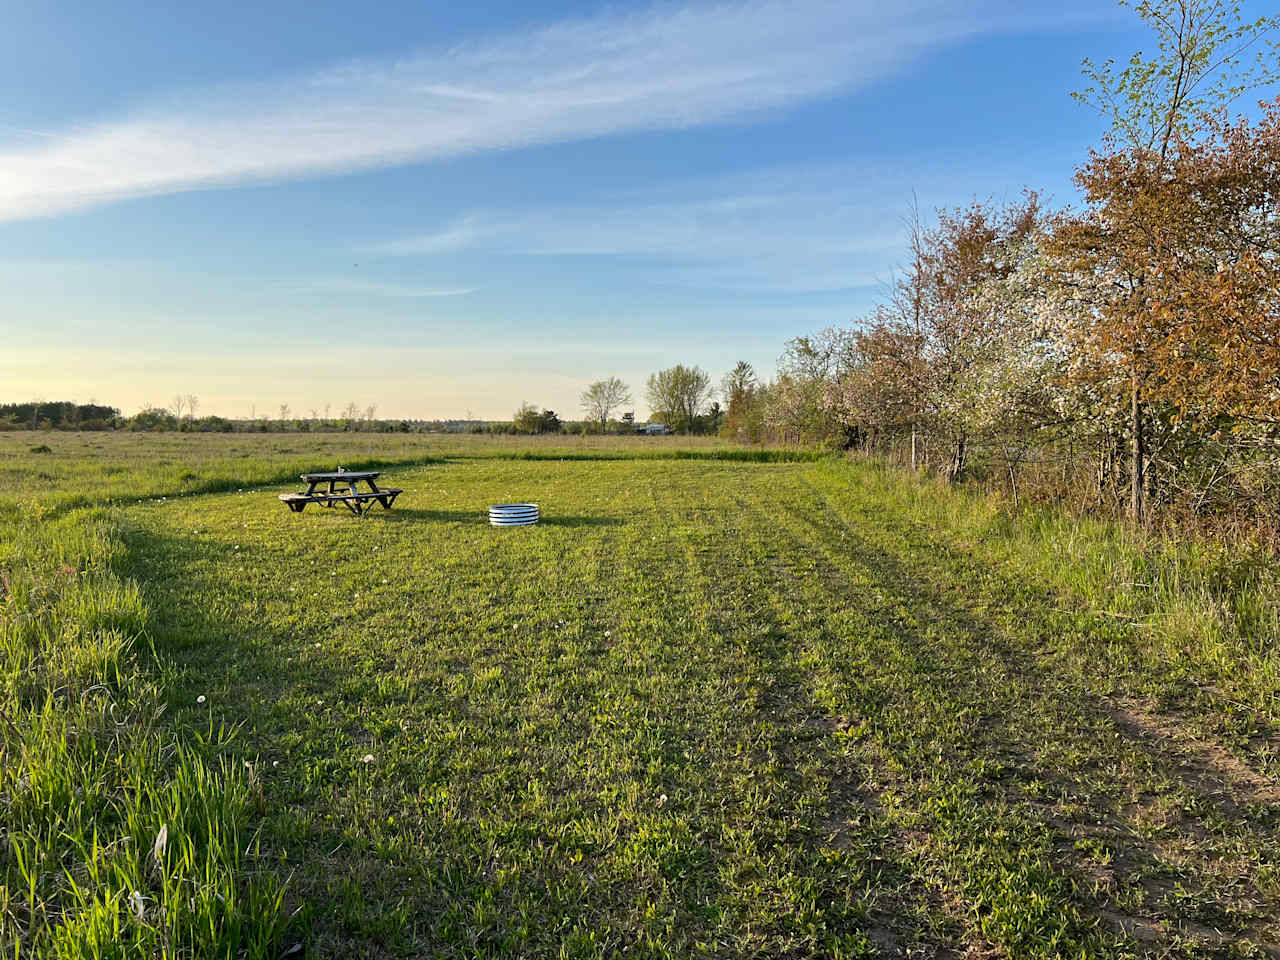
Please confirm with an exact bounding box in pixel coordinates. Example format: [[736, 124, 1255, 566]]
[[720, 362, 763, 441], [513, 402, 542, 434], [580, 377, 632, 433], [646, 365, 713, 434], [1075, 0, 1278, 160], [513, 403, 562, 434]]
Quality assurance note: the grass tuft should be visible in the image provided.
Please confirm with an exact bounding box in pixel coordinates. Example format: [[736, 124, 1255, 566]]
[[0, 511, 287, 957]]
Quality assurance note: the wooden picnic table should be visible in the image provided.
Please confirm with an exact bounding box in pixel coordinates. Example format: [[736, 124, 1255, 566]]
[[279, 469, 403, 515]]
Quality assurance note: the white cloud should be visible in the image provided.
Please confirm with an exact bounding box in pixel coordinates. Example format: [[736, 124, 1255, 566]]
[[0, 0, 1070, 222], [364, 166, 915, 292], [273, 278, 476, 298]]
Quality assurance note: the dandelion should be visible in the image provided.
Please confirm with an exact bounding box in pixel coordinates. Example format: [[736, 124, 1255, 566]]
[[361, 754, 375, 764], [129, 889, 147, 921], [153, 823, 168, 862], [197, 695, 206, 704], [272, 760, 279, 768], [655, 794, 668, 808]]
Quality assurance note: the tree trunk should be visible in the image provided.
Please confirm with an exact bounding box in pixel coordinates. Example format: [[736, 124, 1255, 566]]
[[910, 426, 918, 471], [1130, 381, 1145, 523], [1097, 439, 1113, 507], [947, 435, 966, 484]]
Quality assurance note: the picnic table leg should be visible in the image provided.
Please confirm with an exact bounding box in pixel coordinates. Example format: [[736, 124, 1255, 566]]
[[364, 478, 391, 509]]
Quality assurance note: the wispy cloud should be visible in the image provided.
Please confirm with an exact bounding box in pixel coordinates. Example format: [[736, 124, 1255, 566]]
[[364, 166, 916, 292], [273, 278, 476, 298], [0, 0, 1069, 222]]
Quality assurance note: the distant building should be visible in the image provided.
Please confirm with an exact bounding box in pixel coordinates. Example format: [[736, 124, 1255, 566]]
[[638, 422, 670, 435]]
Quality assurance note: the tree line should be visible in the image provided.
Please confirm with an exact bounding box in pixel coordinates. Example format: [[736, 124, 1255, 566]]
[[734, 0, 1280, 529], [0, 401, 121, 431], [504, 365, 725, 435]]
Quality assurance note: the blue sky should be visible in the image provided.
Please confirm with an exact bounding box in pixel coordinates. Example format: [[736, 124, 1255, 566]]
[[0, 0, 1170, 419]]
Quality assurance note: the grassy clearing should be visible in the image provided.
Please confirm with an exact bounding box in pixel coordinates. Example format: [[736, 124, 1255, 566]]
[[4, 436, 1278, 957], [833, 462, 1280, 740], [0, 433, 804, 517], [0, 511, 287, 957]]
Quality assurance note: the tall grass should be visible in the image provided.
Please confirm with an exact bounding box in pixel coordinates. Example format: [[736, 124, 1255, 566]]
[[828, 459, 1280, 720], [0, 510, 287, 957]]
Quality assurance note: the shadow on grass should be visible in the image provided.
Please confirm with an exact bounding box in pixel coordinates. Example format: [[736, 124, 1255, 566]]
[[772, 485, 1280, 954], [110, 518, 741, 956], [383, 507, 624, 527]]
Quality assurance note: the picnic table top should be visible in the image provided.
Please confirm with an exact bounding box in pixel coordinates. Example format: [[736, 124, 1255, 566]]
[[300, 470, 381, 481]]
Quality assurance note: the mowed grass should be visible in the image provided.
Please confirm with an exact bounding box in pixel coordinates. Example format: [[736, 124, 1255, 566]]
[[4, 438, 1279, 957], [0, 431, 801, 516]]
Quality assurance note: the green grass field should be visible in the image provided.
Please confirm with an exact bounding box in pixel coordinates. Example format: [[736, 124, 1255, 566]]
[[3, 434, 1278, 957]]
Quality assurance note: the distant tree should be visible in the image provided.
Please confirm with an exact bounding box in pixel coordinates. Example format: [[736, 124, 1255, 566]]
[[171, 395, 187, 420], [769, 330, 858, 445], [699, 401, 723, 434], [580, 377, 632, 432], [513, 402, 541, 434], [720, 362, 757, 407], [279, 403, 291, 422], [513, 402, 561, 434], [185, 395, 199, 420], [130, 406, 177, 431], [646, 365, 713, 433], [720, 361, 761, 441], [539, 409, 562, 433], [364, 404, 378, 423], [341, 401, 360, 431]]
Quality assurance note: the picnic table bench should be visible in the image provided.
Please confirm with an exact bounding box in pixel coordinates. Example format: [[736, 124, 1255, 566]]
[[279, 470, 403, 515]]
